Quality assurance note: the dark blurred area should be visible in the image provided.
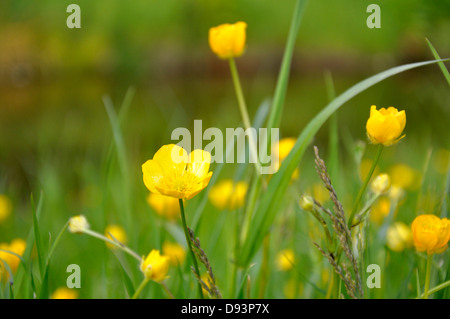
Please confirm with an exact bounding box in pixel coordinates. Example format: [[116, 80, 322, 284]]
[[0, 0, 449, 199]]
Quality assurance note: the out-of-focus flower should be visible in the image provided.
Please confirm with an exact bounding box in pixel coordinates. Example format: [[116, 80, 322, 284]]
[[147, 193, 180, 220], [68, 215, 90, 234], [0, 238, 26, 279], [366, 105, 406, 146], [387, 222, 413, 252], [0, 194, 12, 223], [208, 180, 248, 210], [201, 273, 211, 296], [312, 183, 329, 203], [299, 195, 314, 212], [209, 22, 247, 59], [142, 144, 212, 200], [276, 249, 295, 271], [105, 224, 127, 248], [370, 173, 391, 195], [51, 287, 78, 299], [412, 214, 450, 255], [162, 241, 186, 265], [370, 197, 391, 225], [140, 249, 170, 282], [271, 137, 299, 179], [389, 164, 420, 191], [435, 149, 450, 174]]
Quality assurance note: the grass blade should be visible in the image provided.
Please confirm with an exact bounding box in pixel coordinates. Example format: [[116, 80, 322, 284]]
[[31, 193, 45, 280], [238, 58, 450, 266], [426, 38, 450, 87]]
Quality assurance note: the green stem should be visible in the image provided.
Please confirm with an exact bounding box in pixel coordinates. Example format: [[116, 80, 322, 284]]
[[82, 229, 141, 262], [179, 199, 204, 299], [418, 278, 450, 299], [228, 58, 263, 177], [132, 277, 150, 299], [423, 253, 433, 299], [348, 144, 383, 228]]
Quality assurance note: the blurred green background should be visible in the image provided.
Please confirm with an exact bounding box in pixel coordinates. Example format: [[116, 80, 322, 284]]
[[0, 0, 449, 298]]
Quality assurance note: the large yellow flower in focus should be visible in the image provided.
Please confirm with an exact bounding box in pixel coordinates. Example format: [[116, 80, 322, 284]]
[[209, 22, 247, 59], [140, 249, 170, 282], [142, 144, 213, 200], [412, 214, 450, 255], [366, 105, 406, 146]]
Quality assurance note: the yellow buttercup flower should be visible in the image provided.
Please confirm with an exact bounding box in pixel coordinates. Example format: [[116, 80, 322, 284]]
[[276, 249, 295, 271], [387, 222, 413, 252], [51, 287, 78, 299], [208, 179, 248, 210], [147, 193, 180, 220], [412, 214, 450, 255], [209, 22, 247, 59], [370, 173, 391, 195], [271, 137, 299, 179], [366, 105, 406, 146], [0, 238, 26, 279], [142, 144, 213, 200], [389, 164, 420, 191], [0, 194, 12, 223], [140, 249, 170, 282], [369, 197, 391, 225], [105, 224, 127, 248], [68, 215, 90, 234], [162, 241, 186, 265]]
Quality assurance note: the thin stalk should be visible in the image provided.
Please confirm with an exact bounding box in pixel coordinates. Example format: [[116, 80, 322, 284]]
[[423, 253, 433, 299], [348, 144, 383, 228], [179, 199, 204, 299], [418, 278, 450, 299], [132, 277, 150, 299], [82, 229, 141, 262], [161, 282, 175, 299], [228, 58, 263, 177]]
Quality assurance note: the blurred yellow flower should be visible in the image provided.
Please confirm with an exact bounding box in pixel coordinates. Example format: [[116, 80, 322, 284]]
[[0, 238, 26, 279], [312, 183, 329, 204], [370, 197, 391, 225], [0, 194, 12, 223], [389, 164, 420, 191], [51, 287, 78, 299], [140, 249, 170, 282], [366, 105, 406, 146], [388, 185, 405, 202], [68, 215, 90, 234], [142, 144, 213, 200], [147, 193, 180, 220], [276, 249, 295, 271], [370, 173, 391, 195], [209, 22, 247, 59], [208, 179, 248, 210], [201, 273, 211, 296], [387, 222, 413, 252], [162, 241, 186, 265], [412, 214, 450, 255], [272, 137, 299, 179], [105, 224, 127, 248]]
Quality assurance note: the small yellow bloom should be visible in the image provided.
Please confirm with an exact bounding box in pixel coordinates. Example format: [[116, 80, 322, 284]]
[[208, 180, 248, 210], [271, 137, 299, 179], [0, 194, 12, 223], [142, 144, 213, 200], [68, 215, 90, 234], [366, 105, 406, 146], [389, 164, 420, 191], [0, 238, 26, 279], [299, 195, 314, 212], [370, 197, 391, 225], [387, 222, 413, 252], [140, 249, 170, 282], [51, 287, 78, 299], [209, 22, 247, 59], [370, 173, 391, 195], [147, 193, 180, 220], [162, 241, 186, 265], [276, 249, 295, 271], [411, 214, 450, 255], [105, 224, 127, 248]]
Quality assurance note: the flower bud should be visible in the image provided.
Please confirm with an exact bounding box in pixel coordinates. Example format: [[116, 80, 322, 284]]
[[68, 215, 90, 234], [299, 195, 314, 212], [140, 249, 170, 282], [209, 22, 247, 59], [370, 173, 391, 194], [366, 105, 406, 146]]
